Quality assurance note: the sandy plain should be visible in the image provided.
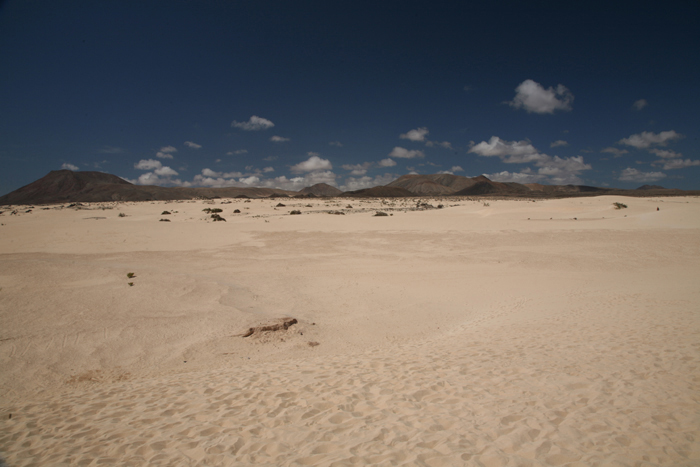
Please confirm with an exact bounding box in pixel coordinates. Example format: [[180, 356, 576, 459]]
[[0, 195, 699, 466]]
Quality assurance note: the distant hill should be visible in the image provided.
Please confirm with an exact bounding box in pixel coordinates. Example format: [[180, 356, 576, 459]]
[[387, 174, 610, 197], [340, 186, 414, 198], [636, 185, 666, 190], [299, 183, 343, 197]]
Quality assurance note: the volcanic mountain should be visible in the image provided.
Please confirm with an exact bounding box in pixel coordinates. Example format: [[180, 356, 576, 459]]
[[299, 183, 343, 197], [0, 170, 296, 205]]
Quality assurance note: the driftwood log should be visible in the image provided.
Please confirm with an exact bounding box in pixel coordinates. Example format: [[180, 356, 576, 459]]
[[241, 318, 298, 338]]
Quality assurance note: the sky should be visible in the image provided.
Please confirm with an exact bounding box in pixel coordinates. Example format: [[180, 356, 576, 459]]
[[1, 0, 699, 196]]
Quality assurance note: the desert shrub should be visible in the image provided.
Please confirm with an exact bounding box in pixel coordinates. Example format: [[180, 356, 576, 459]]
[[118, 212, 126, 217], [202, 208, 212, 213], [161, 211, 171, 215], [483, 202, 490, 207], [128, 282, 134, 287], [233, 209, 241, 213], [374, 211, 388, 216], [276, 203, 286, 207], [127, 272, 135, 278], [613, 202, 628, 209], [159, 218, 171, 222], [211, 214, 226, 221], [289, 210, 302, 215], [210, 208, 223, 213]]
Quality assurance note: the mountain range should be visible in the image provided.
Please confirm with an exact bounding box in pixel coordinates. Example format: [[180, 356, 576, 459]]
[[0, 170, 693, 206]]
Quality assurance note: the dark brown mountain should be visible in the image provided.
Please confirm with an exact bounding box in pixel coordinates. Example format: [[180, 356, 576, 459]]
[[387, 173, 489, 195], [340, 186, 414, 198], [0, 170, 296, 205], [299, 183, 343, 197]]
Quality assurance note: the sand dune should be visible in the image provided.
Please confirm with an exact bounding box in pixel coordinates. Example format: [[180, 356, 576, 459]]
[[1, 196, 699, 465]]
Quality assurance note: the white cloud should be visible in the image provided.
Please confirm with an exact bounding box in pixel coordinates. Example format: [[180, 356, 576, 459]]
[[257, 171, 338, 191], [450, 166, 464, 172], [508, 79, 574, 114], [618, 130, 683, 148], [470, 136, 591, 183], [131, 172, 189, 187], [154, 166, 178, 176], [633, 99, 648, 111], [270, 135, 290, 143], [184, 141, 202, 149], [425, 140, 453, 149], [231, 115, 275, 131], [61, 163, 79, 171], [239, 175, 261, 186], [290, 155, 333, 173], [618, 168, 667, 182], [388, 147, 425, 159], [649, 148, 682, 159], [156, 146, 177, 158], [468, 136, 546, 163], [263, 167, 274, 173], [550, 140, 568, 148], [329, 141, 343, 147], [536, 156, 591, 184], [341, 162, 373, 176], [201, 168, 221, 178], [307, 151, 320, 156], [340, 174, 397, 192], [400, 127, 429, 142], [488, 170, 544, 184], [658, 159, 700, 170], [378, 158, 397, 167], [134, 159, 162, 170], [227, 149, 248, 155], [601, 147, 629, 157], [191, 172, 251, 187]]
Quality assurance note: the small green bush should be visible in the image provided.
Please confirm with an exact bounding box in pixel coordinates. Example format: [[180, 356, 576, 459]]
[[128, 282, 134, 287], [161, 211, 171, 215], [118, 212, 126, 217], [211, 213, 226, 221], [374, 211, 389, 217], [613, 202, 628, 209], [289, 210, 302, 215], [127, 272, 135, 278], [159, 218, 171, 222]]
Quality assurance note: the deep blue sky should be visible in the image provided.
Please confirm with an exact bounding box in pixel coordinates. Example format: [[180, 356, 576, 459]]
[[1, 0, 699, 195]]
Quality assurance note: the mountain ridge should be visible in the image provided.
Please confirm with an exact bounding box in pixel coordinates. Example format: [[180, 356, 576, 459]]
[[0, 170, 695, 206]]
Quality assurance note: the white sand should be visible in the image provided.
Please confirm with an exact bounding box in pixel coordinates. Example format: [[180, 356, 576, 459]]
[[1, 195, 699, 466]]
